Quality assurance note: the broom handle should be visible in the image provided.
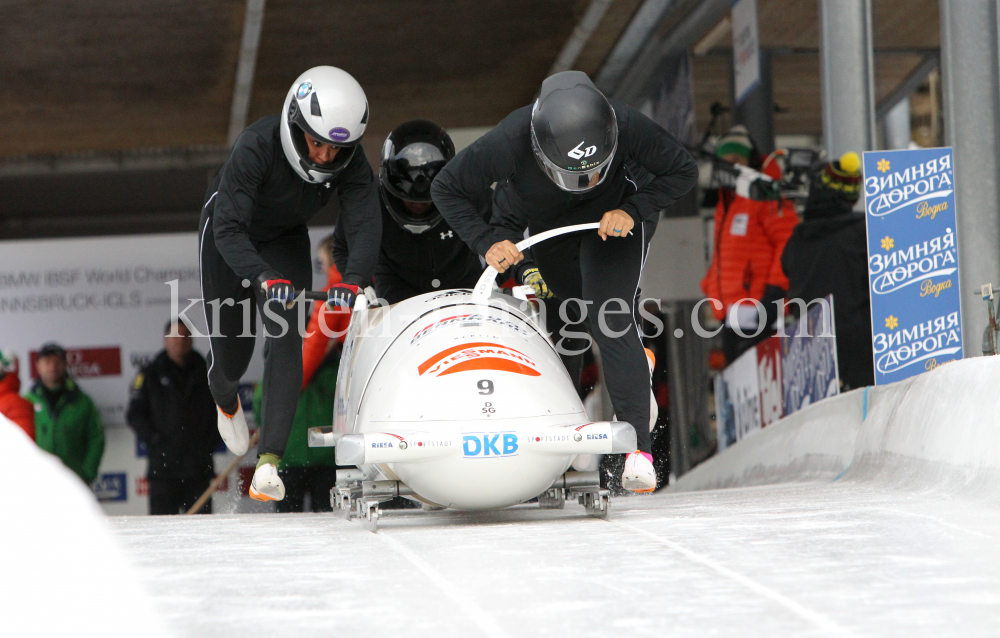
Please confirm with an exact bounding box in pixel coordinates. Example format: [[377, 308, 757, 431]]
[[185, 430, 261, 515]]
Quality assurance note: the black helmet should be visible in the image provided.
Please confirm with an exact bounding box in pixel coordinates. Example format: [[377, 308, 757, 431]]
[[530, 71, 618, 193], [379, 120, 455, 234]]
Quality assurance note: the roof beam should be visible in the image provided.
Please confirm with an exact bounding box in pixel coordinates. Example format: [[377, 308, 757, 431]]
[[227, 0, 267, 146], [1, 211, 203, 240], [547, 0, 615, 77], [875, 53, 939, 121], [0, 147, 230, 178], [595, 0, 681, 94], [692, 15, 731, 56], [612, 0, 731, 104]]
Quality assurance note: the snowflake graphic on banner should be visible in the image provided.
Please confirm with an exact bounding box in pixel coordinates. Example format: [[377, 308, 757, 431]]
[[885, 315, 899, 330], [877, 158, 891, 173], [881, 236, 894, 251]]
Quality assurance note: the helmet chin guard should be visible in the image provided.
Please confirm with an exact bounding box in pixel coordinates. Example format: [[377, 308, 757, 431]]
[[279, 66, 369, 183]]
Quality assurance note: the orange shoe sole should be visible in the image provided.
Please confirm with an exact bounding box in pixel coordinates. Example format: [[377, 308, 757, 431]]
[[249, 486, 279, 502]]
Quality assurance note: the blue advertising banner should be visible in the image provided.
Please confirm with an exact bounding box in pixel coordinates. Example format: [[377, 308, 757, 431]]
[[94, 472, 128, 502], [780, 296, 839, 413], [713, 297, 840, 452], [863, 148, 962, 385]]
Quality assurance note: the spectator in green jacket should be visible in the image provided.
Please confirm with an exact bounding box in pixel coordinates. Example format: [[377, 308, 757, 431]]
[[26, 343, 105, 485]]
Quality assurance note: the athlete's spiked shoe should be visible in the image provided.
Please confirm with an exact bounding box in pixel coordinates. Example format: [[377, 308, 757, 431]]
[[249, 462, 285, 502], [622, 451, 656, 492], [217, 402, 249, 456]]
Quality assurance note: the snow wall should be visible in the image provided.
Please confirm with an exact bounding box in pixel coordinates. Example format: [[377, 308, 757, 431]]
[[0, 414, 171, 637], [672, 356, 1000, 501]]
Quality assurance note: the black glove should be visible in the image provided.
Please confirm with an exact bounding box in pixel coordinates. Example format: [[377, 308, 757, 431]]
[[326, 283, 360, 309], [257, 272, 296, 308]]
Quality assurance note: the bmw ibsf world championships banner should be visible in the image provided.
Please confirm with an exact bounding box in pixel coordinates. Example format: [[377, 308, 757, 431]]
[[863, 148, 962, 385]]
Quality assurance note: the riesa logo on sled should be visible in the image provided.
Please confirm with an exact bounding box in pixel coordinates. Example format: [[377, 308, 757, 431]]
[[93, 472, 127, 502], [463, 433, 518, 457], [418, 342, 540, 377]]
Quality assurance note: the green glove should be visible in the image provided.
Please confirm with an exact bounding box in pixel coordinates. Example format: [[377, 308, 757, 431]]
[[522, 267, 554, 299]]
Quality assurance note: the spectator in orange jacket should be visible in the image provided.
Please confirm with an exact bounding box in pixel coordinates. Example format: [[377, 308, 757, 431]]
[[701, 126, 798, 364], [0, 350, 34, 440], [302, 233, 352, 389]]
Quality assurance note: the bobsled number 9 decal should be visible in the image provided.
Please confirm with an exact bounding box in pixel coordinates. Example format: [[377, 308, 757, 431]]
[[418, 342, 541, 377]]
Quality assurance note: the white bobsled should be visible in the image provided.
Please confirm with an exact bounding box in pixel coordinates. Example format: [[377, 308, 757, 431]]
[[308, 224, 637, 530]]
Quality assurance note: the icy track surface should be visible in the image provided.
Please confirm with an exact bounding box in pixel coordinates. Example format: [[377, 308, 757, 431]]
[[113, 483, 1000, 638]]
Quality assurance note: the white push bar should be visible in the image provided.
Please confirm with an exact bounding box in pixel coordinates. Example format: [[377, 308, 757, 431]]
[[471, 222, 602, 301]]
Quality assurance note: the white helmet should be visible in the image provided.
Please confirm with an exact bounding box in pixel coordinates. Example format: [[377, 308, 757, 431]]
[[279, 66, 369, 183]]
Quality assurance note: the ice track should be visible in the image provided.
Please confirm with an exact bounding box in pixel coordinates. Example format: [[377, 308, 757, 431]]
[[113, 480, 1000, 638], [106, 357, 1000, 637]]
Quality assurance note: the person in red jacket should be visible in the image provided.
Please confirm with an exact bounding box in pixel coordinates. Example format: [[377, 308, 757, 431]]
[[701, 126, 798, 364], [0, 350, 34, 440]]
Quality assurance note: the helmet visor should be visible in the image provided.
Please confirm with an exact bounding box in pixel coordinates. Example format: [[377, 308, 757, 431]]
[[530, 125, 617, 193], [290, 123, 355, 177], [380, 183, 443, 234]]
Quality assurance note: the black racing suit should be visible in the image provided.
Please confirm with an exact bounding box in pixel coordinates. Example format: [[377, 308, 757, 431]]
[[199, 115, 380, 458], [332, 190, 491, 305], [431, 101, 697, 453]]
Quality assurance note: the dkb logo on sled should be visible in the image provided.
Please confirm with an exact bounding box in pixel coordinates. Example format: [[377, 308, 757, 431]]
[[463, 432, 518, 457]]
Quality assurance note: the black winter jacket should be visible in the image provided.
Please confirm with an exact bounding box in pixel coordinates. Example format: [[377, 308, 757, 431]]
[[204, 115, 381, 287], [430, 101, 698, 256], [782, 211, 871, 332], [781, 197, 874, 388], [126, 351, 221, 480]]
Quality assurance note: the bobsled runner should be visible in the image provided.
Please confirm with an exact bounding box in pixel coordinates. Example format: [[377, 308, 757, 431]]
[[307, 224, 637, 531]]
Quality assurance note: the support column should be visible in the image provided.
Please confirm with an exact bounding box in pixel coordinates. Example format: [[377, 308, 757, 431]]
[[882, 98, 911, 150], [940, 0, 1000, 357], [227, 0, 267, 146], [818, 0, 876, 158]]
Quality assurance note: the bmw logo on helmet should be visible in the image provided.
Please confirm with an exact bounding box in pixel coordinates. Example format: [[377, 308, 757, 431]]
[[296, 81, 312, 100]]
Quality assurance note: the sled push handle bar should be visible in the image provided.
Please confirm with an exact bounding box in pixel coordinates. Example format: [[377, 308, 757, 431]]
[[297, 290, 329, 302], [471, 222, 601, 301]]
